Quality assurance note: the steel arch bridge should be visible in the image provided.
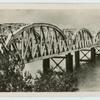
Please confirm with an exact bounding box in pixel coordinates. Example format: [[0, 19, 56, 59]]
[[7, 23, 67, 62], [0, 23, 100, 64]]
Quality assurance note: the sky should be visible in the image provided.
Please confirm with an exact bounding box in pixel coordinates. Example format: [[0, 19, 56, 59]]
[[0, 9, 100, 34]]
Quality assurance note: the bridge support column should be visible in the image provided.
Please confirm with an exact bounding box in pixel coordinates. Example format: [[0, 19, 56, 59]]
[[66, 53, 73, 73], [91, 47, 96, 64], [43, 58, 50, 74], [75, 51, 80, 70]]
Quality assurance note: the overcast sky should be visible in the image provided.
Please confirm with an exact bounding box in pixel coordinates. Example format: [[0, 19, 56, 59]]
[[0, 9, 100, 34]]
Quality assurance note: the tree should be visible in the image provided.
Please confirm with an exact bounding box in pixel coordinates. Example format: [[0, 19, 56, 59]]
[[0, 39, 34, 92]]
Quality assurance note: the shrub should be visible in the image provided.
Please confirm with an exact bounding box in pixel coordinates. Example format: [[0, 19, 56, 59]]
[[33, 70, 78, 92]]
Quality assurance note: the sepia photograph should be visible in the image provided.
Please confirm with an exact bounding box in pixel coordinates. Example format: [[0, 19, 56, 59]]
[[0, 4, 100, 94]]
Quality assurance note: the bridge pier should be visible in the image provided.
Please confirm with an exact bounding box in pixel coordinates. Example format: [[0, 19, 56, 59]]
[[43, 53, 74, 75], [79, 49, 91, 63], [66, 53, 73, 73], [91, 47, 96, 64], [95, 46, 100, 59], [43, 58, 50, 74], [75, 51, 80, 70]]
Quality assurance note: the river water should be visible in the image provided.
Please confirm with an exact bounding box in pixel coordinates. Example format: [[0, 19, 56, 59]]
[[78, 58, 100, 91]]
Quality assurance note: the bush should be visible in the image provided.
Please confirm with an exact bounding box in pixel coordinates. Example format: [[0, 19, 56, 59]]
[[33, 70, 78, 92]]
